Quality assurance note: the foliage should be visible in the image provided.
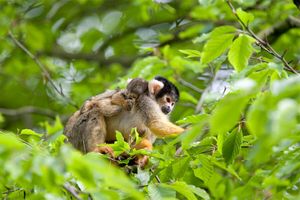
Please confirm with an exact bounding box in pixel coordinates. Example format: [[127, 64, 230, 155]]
[[1, 0, 300, 199]]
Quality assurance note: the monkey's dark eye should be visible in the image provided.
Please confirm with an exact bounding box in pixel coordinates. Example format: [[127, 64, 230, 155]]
[[166, 97, 171, 103], [171, 102, 174, 106]]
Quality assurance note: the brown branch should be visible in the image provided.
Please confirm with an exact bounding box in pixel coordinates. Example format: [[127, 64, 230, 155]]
[[258, 16, 300, 44], [8, 31, 79, 108], [225, 0, 299, 75], [0, 106, 57, 119], [37, 48, 139, 68]]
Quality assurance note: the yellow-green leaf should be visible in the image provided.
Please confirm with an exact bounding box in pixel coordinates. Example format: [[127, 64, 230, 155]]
[[236, 8, 254, 25], [228, 34, 255, 71], [201, 26, 236, 64]]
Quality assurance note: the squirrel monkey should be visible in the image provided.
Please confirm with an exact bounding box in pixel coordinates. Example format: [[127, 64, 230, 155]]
[[64, 88, 137, 153], [64, 76, 184, 167]]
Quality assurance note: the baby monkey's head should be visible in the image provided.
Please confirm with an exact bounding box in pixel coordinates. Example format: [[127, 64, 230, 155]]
[[126, 76, 179, 115]]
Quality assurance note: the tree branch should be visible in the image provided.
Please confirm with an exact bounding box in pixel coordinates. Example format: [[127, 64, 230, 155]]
[[258, 16, 300, 44], [225, 0, 299, 75], [37, 48, 139, 68], [176, 77, 203, 93], [8, 31, 79, 108], [0, 106, 57, 119]]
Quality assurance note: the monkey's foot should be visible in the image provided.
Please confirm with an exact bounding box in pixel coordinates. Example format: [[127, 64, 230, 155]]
[[95, 146, 115, 158], [134, 155, 149, 169]]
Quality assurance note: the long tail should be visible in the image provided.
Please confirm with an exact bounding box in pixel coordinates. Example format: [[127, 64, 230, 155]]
[[148, 120, 184, 137]]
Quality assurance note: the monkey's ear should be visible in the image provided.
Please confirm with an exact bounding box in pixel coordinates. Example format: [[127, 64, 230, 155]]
[[149, 80, 164, 95], [127, 78, 133, 83]]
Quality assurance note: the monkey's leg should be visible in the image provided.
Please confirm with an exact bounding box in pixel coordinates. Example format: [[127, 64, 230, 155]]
[[96, 98, 128, 117], [70, 109, 111, 154], [111, 91, 134, 111], [132, 138, 153, 168], [81, 98, 123, 117]]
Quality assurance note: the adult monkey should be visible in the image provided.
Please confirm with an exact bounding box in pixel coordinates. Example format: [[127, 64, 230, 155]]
[[64, 76, 184, 167]]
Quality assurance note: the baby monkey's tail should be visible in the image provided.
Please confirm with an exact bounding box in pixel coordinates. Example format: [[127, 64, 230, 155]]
[[148, 120, 184, 137]]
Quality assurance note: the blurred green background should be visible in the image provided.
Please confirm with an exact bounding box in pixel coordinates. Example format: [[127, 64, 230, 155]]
[[0, 0, 299, 131], [1, 1, 300, 199]]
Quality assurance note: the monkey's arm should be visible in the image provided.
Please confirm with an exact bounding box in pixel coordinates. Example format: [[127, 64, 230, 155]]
[[138, 95, 184, 137], [148, 120, 184, 137]]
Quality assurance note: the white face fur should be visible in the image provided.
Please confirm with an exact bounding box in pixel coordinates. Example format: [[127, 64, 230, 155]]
[[148, 79, 176, 115]]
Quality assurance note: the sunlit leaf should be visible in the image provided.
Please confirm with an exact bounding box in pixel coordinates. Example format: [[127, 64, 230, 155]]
[[210, 91, 251, 135], [201, 26, 236, 64], [228, 34, 255, 71], [236, 8, 254, 25]]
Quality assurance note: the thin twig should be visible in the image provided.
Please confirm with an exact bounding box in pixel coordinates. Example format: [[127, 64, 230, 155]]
[[8, 31, 79, 108], [63, 183, 82, 200], [177, 77, 203, 93], [150, 168, 161, 183], [196, 70, 217, 113], [225, 0, 299, 75]]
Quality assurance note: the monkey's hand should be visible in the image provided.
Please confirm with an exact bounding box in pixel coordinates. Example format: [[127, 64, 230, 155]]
[[94, 146, 115, 158], [134, 155, 149, 169], [132, 138, 152, 168], [123, 96, 135, 111]]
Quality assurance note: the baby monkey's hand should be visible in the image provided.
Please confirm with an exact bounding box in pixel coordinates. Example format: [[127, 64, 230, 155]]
[[122, 92, 137, 111]]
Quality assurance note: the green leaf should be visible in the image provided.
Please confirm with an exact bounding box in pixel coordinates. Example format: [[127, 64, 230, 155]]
[[201, 26, 236, 64], [160, 181, 198, 200], [20, 129, 42, 137], [210, 92, 251, 135], [180, 91, 198, 104], [177, 114, 209, 125], [179, 49, 202, 58], [43, 116, 63, 136], [177, 115, 208, 150], [188, 185, 210, 200], [246, 93, 270, 136], [0, 133, 25, 151], [107, 131, 131, 156], [236, 8, 254, 25], [180, 120, 207, 150], [192, 154, 214, 184], [271, 99, 298, 138], [211, 158, 241, 180], [148, 183, 176, 200], [172, 157, 191, 179], [228, 34, 255, 71], [222, 129, 243, 164]]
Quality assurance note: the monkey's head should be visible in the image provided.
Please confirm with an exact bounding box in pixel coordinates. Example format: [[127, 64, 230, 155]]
[[148, 76, 179, 115]]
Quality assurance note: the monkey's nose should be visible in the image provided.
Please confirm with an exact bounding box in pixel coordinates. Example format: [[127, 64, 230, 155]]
[[161, 106, 171, 114]]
